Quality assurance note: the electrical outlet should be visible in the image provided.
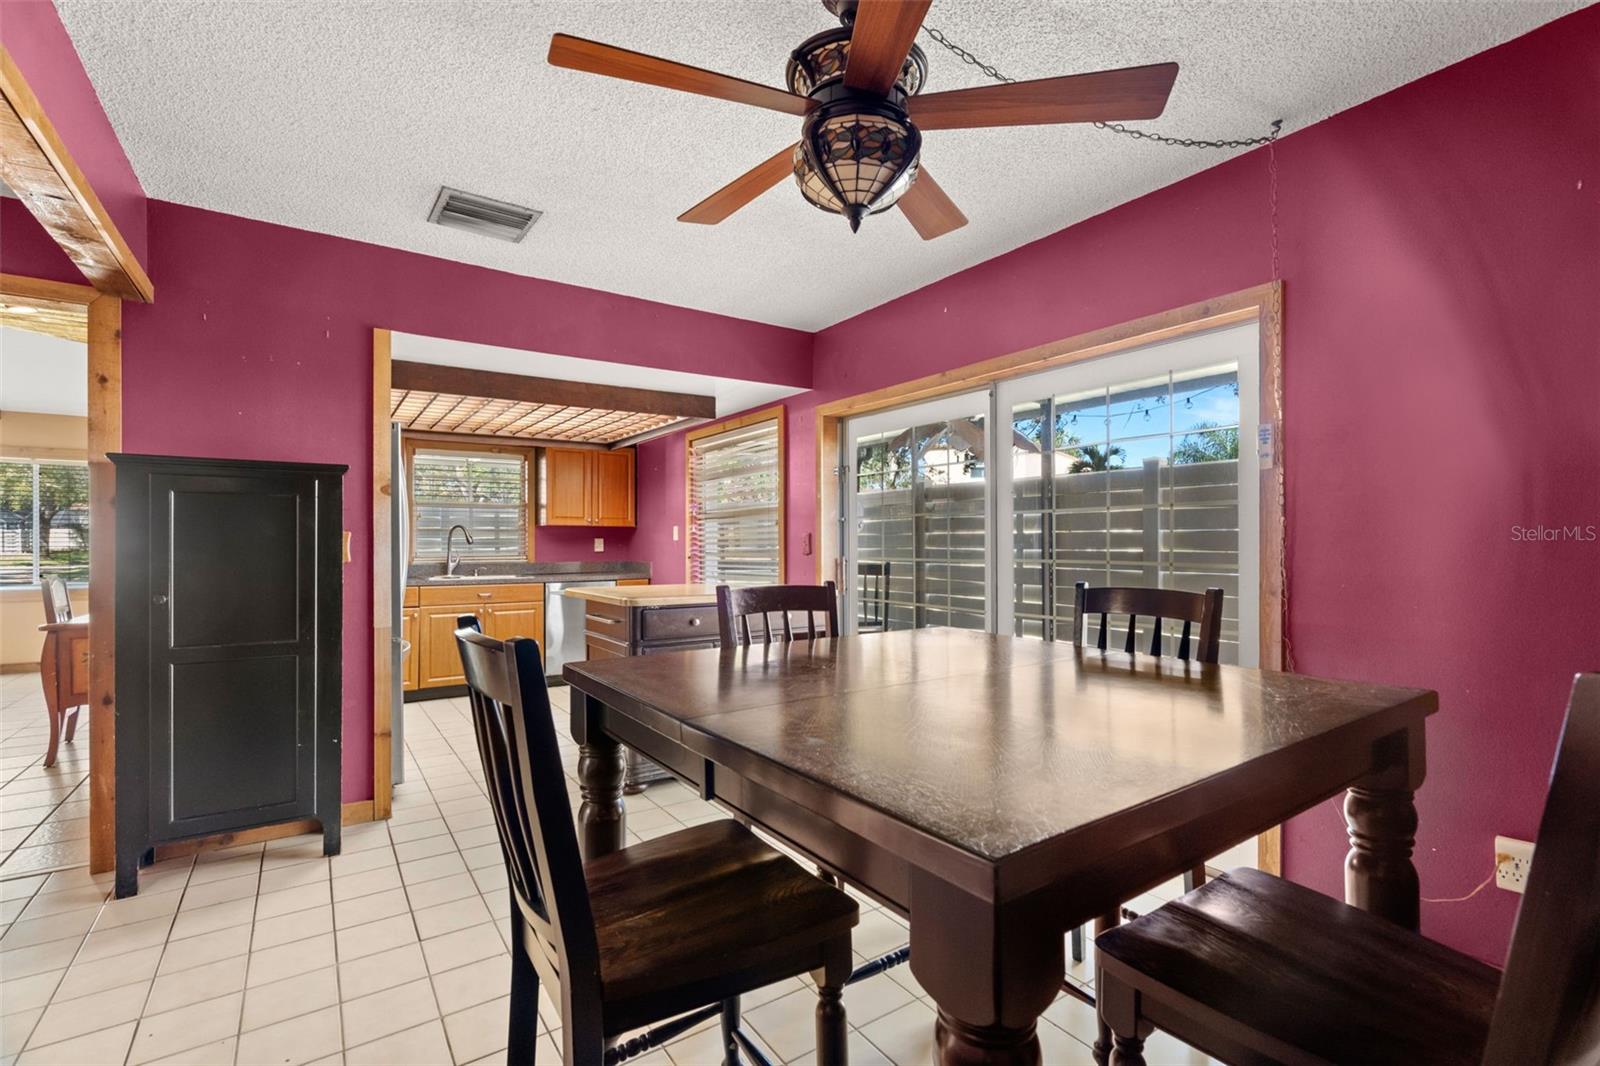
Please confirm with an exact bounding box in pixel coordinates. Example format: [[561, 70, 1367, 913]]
[[1494, 835, 1534, 894], [672, 525, 680, 542], [593, 537, 604, 553]]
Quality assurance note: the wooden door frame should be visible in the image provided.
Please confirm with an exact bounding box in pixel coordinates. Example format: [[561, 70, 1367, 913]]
[[814, 282, 1287, 873], [0, 273, 122, 873]]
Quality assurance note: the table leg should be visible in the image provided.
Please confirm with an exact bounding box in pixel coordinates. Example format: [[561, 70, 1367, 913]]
[[572, 691, 626, 861], [1344, 723, 1425, 930], [910, 869, 1060, 1066]]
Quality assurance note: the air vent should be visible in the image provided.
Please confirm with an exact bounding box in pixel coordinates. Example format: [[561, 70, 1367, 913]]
[[427, 187, 541, 243]]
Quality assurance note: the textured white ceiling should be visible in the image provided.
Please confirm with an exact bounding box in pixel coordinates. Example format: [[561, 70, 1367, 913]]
[[57, 0, 1579, 330]]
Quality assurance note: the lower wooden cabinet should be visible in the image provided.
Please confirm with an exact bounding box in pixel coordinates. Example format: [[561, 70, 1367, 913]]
[[413, 582, 545, 691], [401, 607, 420, 691]]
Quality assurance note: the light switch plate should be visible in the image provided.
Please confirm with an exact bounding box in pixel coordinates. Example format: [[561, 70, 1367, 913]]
[[593, 538, 604, 552], [673, 525, 680, 542]]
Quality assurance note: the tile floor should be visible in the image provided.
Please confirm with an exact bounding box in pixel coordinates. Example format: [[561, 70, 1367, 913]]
[[0, 674, 91, 881], [0, 676, 1216, 1065]]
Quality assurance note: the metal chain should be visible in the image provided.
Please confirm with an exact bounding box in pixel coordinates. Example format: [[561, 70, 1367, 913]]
[[920, 25, 1283, 149]]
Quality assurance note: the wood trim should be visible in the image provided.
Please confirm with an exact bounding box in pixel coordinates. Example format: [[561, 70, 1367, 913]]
[[684, 404, 787, 584], [372, 329, 393, 821], [0, 272, 98, 307], [0, 48, 153, 302], [401, 428, 607, 452], [152, 802, 376, 861], [402, 436, 538, 563], [813, 283, 1286, 876], [0, 442, 89, 462], [391, 360, 716, 420], [86, 293, 121, 873]]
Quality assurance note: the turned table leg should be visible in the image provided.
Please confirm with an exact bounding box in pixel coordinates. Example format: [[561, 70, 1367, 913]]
[[571, 691, 626, 860], [910, 869, 1060, 1066], [1344, 723, 1425, 930]]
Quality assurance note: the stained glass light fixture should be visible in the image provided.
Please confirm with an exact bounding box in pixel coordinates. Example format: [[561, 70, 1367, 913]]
[[785, 20, 927, 232]]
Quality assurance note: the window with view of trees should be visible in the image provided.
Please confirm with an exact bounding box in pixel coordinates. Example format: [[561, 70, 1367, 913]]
[[410, 446, 531, 561], [0, 459, 90, 585]]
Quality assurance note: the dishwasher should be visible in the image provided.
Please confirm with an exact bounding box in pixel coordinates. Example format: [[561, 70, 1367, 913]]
[[544, 579, 616, 681]]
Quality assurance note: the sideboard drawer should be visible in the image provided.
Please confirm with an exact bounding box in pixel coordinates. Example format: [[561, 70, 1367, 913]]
[[638, 604, 719, 643]]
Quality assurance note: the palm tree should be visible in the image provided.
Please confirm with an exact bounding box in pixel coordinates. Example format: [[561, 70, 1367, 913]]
[[1068, 444, 1125, 473]]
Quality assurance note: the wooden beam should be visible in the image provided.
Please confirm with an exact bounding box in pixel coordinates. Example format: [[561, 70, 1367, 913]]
[[86, 293, 121, 873], [0, 48, 153, 302], [372, 330, 393, 821], [391, 361, 717, 420]]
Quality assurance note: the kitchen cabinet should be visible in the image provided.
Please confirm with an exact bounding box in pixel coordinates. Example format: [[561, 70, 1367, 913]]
[[414, 582, 544, 691], [112, 453, 344, 897], [540, 447, 635, 527]]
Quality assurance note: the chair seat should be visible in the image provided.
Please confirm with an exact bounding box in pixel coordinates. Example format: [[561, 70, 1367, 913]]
[[1096, 867, 1500, 1066], [585, 819, 858, 1031]]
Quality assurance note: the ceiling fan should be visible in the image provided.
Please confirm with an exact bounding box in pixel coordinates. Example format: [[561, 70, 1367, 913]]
[[547, 0, 1178, 240]]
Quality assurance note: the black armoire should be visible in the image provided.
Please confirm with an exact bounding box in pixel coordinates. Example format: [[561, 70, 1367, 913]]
[[112, 454, 344, 897]]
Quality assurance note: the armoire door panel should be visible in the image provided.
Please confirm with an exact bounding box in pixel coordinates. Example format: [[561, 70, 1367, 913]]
[[165, 479, 305, 648], [165, 655, 308, 827]]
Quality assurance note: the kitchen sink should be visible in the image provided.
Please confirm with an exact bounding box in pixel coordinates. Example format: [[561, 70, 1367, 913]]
[[427, 573, 523, 582]]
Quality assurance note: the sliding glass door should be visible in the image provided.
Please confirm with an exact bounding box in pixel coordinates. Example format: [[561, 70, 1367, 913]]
[[839, 323, 1259, 666], [995, 322, 1260, 665], [842, 392, 991, 635]]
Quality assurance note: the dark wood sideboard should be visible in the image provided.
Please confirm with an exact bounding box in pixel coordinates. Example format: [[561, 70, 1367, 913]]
[[569, 584, 721, 792], [111, 454, 345, 897]]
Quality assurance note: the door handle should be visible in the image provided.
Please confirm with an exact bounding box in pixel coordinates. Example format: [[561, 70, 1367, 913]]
[[152, 594, 168, 606]]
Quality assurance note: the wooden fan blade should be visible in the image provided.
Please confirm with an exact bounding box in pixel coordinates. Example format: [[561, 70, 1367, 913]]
[[898, 168, 967, 240], [843, 0, 932, 95], [548, 34, 810, 117], [908, 62, 1179, 130], [680, 144, 799, 225]]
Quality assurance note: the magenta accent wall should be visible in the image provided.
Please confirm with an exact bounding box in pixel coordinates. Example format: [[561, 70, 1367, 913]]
[[107, 201, 809, 804], [0, 198, 81, 282], [0, 0, 149, 273], [768, 8, 1596, 965]]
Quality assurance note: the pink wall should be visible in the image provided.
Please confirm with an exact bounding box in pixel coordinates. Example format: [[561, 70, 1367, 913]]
[[776, 8, 1597, 965], [111, 201, 808, 803], [0, 0, 149, 273]]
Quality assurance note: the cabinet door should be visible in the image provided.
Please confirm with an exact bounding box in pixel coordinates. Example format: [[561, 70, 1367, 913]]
[[544, 449, 590, 526], [401, 608, 420, 691], [420, 606, 477, 687], [591, 449, 636, 527], [146, 469, 319, 840], [484, 602, 544, 647]]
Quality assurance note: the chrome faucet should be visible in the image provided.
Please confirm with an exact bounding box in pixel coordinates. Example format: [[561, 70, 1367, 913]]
[[445, 524, 474, 577]]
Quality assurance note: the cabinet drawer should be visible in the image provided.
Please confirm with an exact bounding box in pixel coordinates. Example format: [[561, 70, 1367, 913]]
[[583, 611, 629, 644], [419, 582, 544, 607], [640, 638, 720, 655], [403, 586, 419, 608], [638, 605, 718, 643]]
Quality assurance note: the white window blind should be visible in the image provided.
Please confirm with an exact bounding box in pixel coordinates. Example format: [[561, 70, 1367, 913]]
[[0, 459, 90, 586], [689, 419, 781, 586], [412, 448, 528, 560]]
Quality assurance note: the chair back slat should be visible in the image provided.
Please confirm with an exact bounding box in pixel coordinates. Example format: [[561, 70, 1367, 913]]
[[40, 576, 72, 624], [716, 582, 840, 648], [1483, 674, 1600, 1064], [454, 618, 602, 1010], [1072, 582, 1224, 665]]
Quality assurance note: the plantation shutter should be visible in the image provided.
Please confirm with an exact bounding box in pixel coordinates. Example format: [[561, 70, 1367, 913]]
[[689, 419, 781, 586], [412, 448, 528, 560]]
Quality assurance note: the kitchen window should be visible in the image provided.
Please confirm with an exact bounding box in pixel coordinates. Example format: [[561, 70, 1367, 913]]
[[408, 443, 533, 561], [0, 458, 90, 586], [687, 409, 784, 586]]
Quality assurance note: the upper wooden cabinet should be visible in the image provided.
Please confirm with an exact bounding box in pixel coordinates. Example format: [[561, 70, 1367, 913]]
[[540, 448, 635, 527]]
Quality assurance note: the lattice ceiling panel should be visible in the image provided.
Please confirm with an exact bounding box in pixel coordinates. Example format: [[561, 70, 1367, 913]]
[[391, 389, 686, 444], [0, 302, 87, 343]]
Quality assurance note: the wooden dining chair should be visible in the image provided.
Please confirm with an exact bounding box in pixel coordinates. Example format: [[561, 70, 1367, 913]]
[[715, 581, 839, 647], [1067, 582, 1225, 967], [1094, 673, 1600, 1066], [453, 617, 858, 1066], [37, 575, 82, 766]]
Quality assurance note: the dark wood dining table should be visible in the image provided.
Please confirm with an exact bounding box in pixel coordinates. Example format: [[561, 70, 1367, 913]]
[[563, 629, 1435, 1066]]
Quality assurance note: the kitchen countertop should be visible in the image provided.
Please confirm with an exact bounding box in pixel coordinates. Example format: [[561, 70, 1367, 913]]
[[406, 560, 649, 587], [562, 583, 719, 607]]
